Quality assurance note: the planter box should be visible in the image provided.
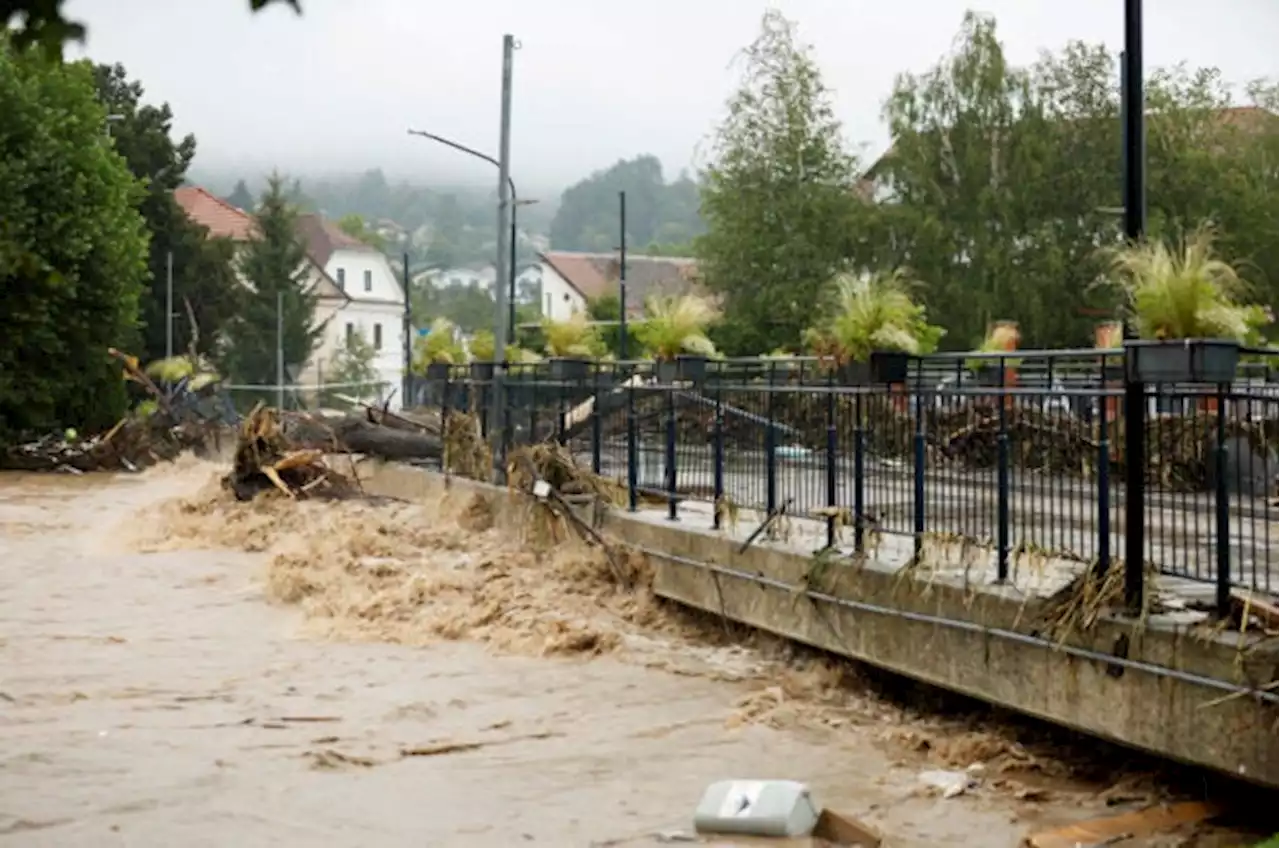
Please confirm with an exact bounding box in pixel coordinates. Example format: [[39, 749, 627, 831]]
[[469, 361, 495, 382], [656, 355, 708, 384], [1124, 339, 1240, 384], [837, 361, 870, 386], [549, 357, 590, 382], [426, 362, 452, 382], [870, 350, 910, 384], [974, 364, 1005, 387]]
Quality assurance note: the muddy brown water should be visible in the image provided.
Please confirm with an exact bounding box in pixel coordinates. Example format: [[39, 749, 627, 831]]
[[0, 462, 1261, 846]]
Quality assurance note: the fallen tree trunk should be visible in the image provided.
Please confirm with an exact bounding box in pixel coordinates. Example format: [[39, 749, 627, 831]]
[[282, 414, 445, 461]]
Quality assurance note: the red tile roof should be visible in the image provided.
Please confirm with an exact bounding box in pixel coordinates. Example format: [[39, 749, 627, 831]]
[[295, 214, 377, 268], [174, 185, 349, 302], [540, 251, 701, 316], [174, 186, 257, 241]]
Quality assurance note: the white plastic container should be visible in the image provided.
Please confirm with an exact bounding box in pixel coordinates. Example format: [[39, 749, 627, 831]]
[[693, 779, 820, 838]]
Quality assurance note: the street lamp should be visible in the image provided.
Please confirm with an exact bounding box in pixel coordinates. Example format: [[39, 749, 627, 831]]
[[406, 128, 531, 346]]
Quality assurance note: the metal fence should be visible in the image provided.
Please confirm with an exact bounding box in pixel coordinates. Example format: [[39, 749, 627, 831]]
[[421, 349, 1279, 616]]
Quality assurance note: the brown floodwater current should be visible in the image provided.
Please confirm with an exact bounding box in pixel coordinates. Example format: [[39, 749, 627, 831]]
[[0, 460, 1268, 847]]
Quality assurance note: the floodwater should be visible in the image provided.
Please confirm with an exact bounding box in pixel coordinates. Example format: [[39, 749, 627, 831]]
[[0, 461, 1258, 847]]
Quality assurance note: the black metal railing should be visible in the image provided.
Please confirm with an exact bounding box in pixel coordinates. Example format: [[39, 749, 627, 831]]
[[414, 347, 1278, 616]]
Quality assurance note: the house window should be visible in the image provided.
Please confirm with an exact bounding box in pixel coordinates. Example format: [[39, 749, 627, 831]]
[[363, 269, 373, 292], [345, 322, 354, 343], [336, 268, 346, 289], [373, 323, 383, 350], [544, 292, 552, 316]]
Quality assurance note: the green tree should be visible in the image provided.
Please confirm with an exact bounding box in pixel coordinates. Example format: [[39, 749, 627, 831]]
[[0, 41, 149, 442], [93, 62, 242, 363], [586, 293, 640, 357], [220, 174, 325, 389], [324, 328, 378, 405], [869, 12, 1072, 348], [866, 13, 1278, 348], [696, 10, 863, 354], [412, 280, 496, 334], [550, 156, 704, 251], [226, 179, 254, 211], [337, 212, 388, 252]]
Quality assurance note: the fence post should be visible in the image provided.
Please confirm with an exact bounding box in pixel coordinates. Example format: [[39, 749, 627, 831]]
[[528, 372, 539, 447], [590, 364, 602, 475], [713, 379, 725, 530], [1122, 345, 1146, 612], [912, 359, 926, 559], [1096, 355, 1112, 577], [853, 389, 865, 553], [556, 371, 567, 443], [1214, 382, 1230, 618], [825, 371, 837, 550], [765, 362, 778, 517], [996, 358, 1011, 582], [441, 370, 452, 479], [626, 378, 638, 512], [498, 366, 509, 484], [665, 384, 678, 521]]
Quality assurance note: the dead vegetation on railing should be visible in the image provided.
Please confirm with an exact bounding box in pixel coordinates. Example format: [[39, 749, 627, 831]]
[[502, 442, 643, 588]]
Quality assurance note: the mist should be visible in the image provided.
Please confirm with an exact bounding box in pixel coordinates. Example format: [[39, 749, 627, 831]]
[[66, 0, 1278, 191]]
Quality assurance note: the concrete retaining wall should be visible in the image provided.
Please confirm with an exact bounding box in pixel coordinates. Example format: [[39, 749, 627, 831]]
[[364, 464, 1279, 787]]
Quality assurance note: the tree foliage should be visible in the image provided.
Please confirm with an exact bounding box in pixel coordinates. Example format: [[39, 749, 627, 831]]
[[225, 179, 254, 211], [0, 41, 150, 441], [696, 10, 863, 355], [324, 328, 378, 403], [549, 155, 703, 252], [337, 213, 389, 252], [861, 12, 1278, 349], [220, 174, 325, 386], [411, 280, 496, 334], [93, 62, 242, 363]]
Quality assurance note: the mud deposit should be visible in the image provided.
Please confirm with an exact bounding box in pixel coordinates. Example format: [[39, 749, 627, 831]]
[[0, 460, 1263, 846]]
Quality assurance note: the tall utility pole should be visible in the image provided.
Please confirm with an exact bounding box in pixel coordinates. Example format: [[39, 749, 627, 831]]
[[402, 251, 413, 409], [1121, 0, 1146, 610], [490, 33, 516, 458], [276, 291, 285, 411], [165, 251, 174, 360], [618, 191, 628, 360]]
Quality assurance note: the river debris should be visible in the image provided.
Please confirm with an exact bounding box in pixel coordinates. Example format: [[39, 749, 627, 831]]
[[224, 405, 358, 501], [505, 442, 640, 586], [1023, 800, 1220, 848], [1, 349, 222, 474]]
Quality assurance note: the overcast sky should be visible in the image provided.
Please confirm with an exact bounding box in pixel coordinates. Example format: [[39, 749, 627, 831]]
[[67, 0, 1277, 192]]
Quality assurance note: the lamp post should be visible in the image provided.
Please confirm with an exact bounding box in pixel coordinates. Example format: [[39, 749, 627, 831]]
[[406, 129, 531, 346], [1120, 0, 1146, 612]]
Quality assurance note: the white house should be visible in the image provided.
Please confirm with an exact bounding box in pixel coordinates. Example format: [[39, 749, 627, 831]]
[[537, 251, 700, 320], [174, 186, 407, 409], [296, 214, 407, 408], [175, 185, 348, 377]]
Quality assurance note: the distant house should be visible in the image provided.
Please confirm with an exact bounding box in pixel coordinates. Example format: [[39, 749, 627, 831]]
[[537, 251, 701, 320], [175, 186, 407, 408], [295, 214, 407, 406]]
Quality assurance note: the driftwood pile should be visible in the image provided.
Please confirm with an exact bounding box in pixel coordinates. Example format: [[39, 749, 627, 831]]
[[0, 415, 216, 474], [222, 398, 496, 501], [1, 349, 221, 474]]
